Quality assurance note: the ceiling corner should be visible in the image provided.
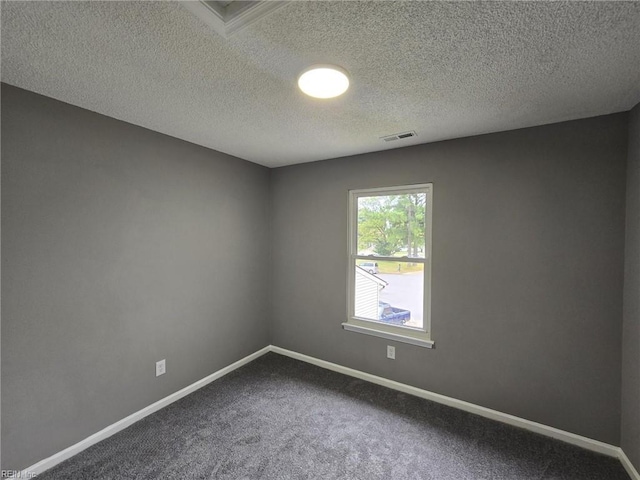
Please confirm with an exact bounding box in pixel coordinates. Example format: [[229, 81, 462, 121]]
[[182, 0, 288, 38]]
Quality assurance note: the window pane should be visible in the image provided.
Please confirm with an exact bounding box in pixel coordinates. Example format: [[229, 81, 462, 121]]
[[357, 193, 426, 257], [354, 261, 424, 329]]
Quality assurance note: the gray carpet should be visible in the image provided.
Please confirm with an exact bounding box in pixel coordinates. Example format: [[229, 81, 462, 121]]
[[37, 352, 630, 479]]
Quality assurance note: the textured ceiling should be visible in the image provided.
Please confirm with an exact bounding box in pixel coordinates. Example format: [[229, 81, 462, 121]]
[[2, 1, 640, 167]]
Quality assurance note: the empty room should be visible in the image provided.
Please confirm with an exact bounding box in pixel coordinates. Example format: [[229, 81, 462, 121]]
[[2, 1, 639, 478]]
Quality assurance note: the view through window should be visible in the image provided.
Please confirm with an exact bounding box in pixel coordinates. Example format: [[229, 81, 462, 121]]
[[348, 184, 432, 343]]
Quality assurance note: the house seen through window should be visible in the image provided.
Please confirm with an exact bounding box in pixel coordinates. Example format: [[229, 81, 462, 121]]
[[345, 184, 433, 347]]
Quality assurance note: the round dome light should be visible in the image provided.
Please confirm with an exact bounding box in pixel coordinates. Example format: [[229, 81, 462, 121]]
[[297, 65, 350, 99]]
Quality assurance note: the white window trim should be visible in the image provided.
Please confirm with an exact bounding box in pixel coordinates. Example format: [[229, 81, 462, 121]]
[[343, 184, 434, 348]]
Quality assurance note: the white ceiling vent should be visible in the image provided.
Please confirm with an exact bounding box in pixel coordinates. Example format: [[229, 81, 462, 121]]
[[182, 1, 287, 38], [380, 131, 417, 142]]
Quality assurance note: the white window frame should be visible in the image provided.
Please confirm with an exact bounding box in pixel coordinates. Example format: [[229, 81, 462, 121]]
[[343, 183, 434, 348]]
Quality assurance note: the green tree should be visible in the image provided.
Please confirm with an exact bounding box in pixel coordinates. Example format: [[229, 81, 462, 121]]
[[397, 193, 426, 257], [357, 193, 426, 257]]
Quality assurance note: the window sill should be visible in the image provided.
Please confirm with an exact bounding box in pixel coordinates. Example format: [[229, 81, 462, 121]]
[[342, 322, 435, 348]]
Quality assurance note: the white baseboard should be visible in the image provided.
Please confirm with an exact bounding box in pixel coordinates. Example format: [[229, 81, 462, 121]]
[[270, 346, 628, 460], [19, 346, 271, 477], [620, 449, 640, 480], [19, 344, 639, 479]]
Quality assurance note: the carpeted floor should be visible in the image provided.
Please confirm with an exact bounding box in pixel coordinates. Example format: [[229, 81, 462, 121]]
[[37, 352, 630, 479]]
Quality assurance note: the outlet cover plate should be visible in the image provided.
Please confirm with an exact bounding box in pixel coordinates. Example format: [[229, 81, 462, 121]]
[[387, 346, 395, 360], [156, 359, 166, 377]]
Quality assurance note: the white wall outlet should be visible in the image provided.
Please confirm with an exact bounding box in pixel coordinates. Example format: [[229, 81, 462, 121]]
[[387, 345, 395, 360], [156, 359, 166, 377]]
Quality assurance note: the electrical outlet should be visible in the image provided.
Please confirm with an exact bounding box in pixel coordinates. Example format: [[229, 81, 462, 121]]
[[387, 345, 395, 360], [156, 359, 166, 377]]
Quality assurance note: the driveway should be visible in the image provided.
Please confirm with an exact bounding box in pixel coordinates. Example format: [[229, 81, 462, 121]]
[[378, 272, 423, 328]]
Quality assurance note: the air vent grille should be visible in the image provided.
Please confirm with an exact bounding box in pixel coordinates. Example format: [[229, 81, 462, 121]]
[[380, 131, 417, 142]]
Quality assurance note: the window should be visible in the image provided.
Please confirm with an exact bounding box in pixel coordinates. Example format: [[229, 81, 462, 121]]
[[343, 184, 434, 348]]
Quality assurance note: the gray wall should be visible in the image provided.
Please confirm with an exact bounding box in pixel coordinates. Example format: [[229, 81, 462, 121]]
[[622, 102, 640, 470], [1, 84, 271, 470], [270, 114, 628, 445]]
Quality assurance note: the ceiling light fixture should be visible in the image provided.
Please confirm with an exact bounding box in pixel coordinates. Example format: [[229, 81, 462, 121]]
[[297, 65, 350, 99]]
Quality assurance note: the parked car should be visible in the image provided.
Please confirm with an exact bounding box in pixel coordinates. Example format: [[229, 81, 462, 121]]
[[378, 302, 410, 325], [358, 261, 379, 274]]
